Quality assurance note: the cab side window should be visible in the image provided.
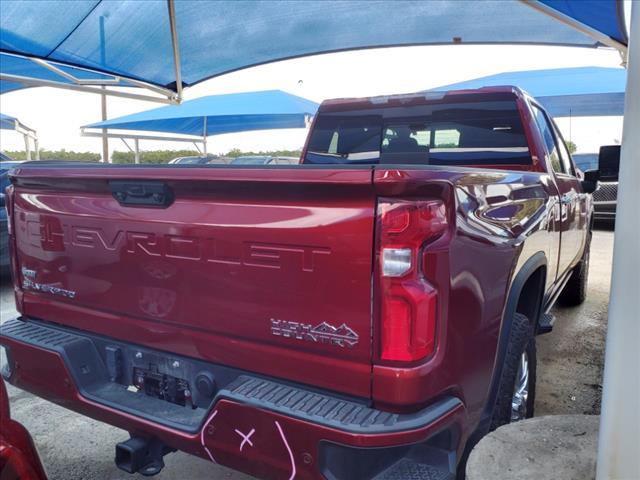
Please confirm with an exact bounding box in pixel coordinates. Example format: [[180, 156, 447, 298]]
[[531, 104, 563, 174], [549, 119, 575, 176]]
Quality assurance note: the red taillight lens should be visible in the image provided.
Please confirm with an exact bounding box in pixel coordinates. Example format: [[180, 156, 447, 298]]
[[378, 198, 447, 362]]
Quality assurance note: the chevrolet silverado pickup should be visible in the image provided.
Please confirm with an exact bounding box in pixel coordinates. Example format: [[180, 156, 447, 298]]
[[1, 87, 605, 479]]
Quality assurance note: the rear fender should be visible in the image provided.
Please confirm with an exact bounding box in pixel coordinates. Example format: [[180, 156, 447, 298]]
[[466, 251, 547, 440]]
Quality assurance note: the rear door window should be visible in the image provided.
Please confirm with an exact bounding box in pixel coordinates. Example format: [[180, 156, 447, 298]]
[[305, 115, 382, 163]]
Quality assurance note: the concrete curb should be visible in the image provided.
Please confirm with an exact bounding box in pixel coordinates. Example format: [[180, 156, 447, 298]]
[[466, 415, 598, 480]]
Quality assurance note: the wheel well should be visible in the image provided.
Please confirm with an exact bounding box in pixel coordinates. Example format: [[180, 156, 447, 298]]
[[515, 266, 546, 326]]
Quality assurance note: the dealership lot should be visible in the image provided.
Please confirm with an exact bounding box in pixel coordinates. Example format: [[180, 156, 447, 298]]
[[0, 227, 614, 480]]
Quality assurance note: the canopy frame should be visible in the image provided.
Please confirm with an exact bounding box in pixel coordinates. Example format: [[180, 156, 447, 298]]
[[0, 52, 180, 104], [167, 0, 184, 102], [1, 116, 39, 161], [80, 127, 205, 164]]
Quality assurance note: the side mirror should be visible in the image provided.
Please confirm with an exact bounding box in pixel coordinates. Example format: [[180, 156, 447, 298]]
[[581, 170, 599, 194], [598, 145, 620, 182]]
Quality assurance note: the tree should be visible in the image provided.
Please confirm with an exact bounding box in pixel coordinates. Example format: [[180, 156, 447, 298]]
[[3, 149, 100, 161], [565, 140, 577, 154]]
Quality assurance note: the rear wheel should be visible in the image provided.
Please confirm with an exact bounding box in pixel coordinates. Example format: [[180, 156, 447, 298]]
[[559, 232, 591, 306], [490, 313, 536, 431]]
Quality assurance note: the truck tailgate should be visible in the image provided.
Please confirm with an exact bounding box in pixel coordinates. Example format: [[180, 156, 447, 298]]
[[11, 166, 376, 398]]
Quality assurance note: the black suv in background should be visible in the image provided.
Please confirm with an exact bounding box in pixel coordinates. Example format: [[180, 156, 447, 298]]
[[574, 152, 617, 223]]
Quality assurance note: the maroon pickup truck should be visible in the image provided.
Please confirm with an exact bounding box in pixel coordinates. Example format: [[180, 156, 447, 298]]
[[1, 87, 607, 479]]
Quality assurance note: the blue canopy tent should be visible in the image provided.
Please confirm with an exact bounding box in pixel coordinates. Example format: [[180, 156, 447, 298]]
[[81, 90, 319, 162], [428, 66, 626, 117], [0, 1, 628, 103], [0, 112, 38, 160], [0, 1, 637, 478], [0, 113, 18, 130]]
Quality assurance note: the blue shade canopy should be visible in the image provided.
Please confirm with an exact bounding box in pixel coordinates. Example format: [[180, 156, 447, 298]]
[[84, 90, 319, 136], [0, 1, 628, 95], [429, 67, 626, 117], [0, 113, 18, 129], [539, 0, 628, 45]]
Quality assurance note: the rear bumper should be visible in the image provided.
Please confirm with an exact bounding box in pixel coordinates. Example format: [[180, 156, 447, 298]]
[[1, 317, 465, 479]]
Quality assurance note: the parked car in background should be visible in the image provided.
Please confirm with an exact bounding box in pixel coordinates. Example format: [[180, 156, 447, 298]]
[[1, 153, 22, 273], [168, 155, 229, 165], [1, 87, 619, 479], [231, 155, 299, 165], [574, 152, 618, 222]]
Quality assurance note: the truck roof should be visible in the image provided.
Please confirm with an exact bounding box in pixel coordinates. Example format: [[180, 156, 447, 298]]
[[319, 85, 528, 112]]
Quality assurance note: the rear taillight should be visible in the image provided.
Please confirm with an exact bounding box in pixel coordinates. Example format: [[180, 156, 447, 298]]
[[377, 198, 447, 362]]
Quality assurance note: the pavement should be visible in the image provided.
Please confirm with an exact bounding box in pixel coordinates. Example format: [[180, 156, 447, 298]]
[[0, 227, 614, 480]]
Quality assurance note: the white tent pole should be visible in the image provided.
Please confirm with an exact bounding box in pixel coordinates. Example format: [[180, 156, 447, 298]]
[[203, 116, 208, 156], [23, 132, 31, 161], [34, 133, 39, 160], [596, 2, 640, 479], [167, 0, 183, 102], [134, 138, 140, 164], [99, 17, 110, 164], [100, 88, 110, 163]]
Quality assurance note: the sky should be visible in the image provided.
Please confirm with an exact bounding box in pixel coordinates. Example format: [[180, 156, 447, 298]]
[[0, 43, 625, 158]]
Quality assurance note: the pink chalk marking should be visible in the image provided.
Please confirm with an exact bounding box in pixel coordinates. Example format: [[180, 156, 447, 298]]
[[234, 428, 256, 452], [200, 409, 218, 463], [275, 420, 296, 480]]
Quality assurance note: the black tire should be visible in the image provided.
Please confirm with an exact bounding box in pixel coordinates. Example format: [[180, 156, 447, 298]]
[[558, 232, 591, 306], [489, 312, 536, 431]]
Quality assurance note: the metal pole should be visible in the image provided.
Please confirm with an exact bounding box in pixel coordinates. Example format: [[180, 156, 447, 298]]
[[596, 3, 640, 479], [0, 73, 178, 104], [134, 138, 140, 164], [34, 135, 40, 160], [101, 87, 109, 163], [99, 16, 110, 164], [203, 116, 207, 157], [23, 133, 31, 161], [167, 0, 183, 102]]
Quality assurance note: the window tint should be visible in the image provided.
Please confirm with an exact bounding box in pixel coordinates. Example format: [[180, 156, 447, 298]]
[[531, 104, 563, 173], [382, 124, 430, 152], [304, 98, 532, 165], [306, 115, 382, 163]]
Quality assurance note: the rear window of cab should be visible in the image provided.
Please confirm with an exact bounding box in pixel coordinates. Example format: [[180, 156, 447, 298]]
[[304, 96, 531, 166]]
